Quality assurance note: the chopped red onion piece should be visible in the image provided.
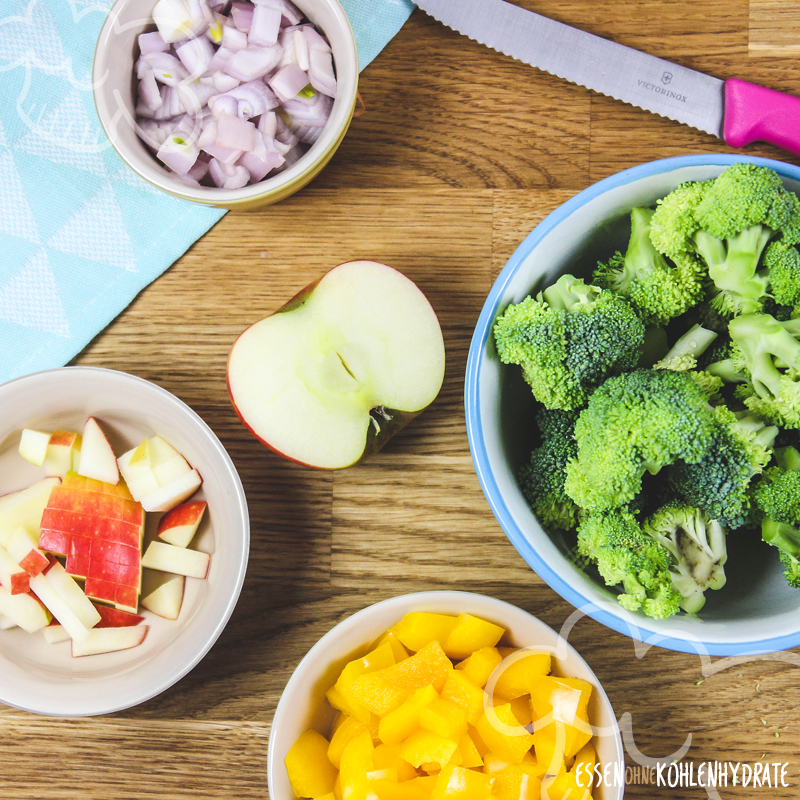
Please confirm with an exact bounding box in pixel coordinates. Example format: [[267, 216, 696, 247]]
[[206, 45, 234, 74], [142, 52, 189, 86], [209, 93, 239, 118], [177, 80, 217, 114], [215, 112, 259, 151], [153, 0, 205, 43], [214, 80, 278, 118], [222, 24, 249, 51], [176, 36, 215, 76], [274, 114, 299, 147], [212, 71, 240, 92], [197, 118, 218, 147], [308, 49, 336, 98], [186, 0, 214, 25], [258, 110, 278, 137], [268, 62, 308, 102], [231, 1, 254, 31], [209, 158, 250, 188], [239, 134, 284, 181], [224, 44, 283, 81], [201, 142, 243, 164], [207, 0, 227, 9], [138, 70, 163, 112], [274, 143, 303, 173], [293, 29, 309, 71], [138, 31, 170, 54], [251, 0, 302, 27], [281, 91, 332, 126], [291, 124, 323, 145], [137, 118, 176, 149], [206, 15, 225, 44], [248, 5, 281, 47], [303, 26, 330, 53], [187, 159, 210, 184], [157, 131, 200, 176]]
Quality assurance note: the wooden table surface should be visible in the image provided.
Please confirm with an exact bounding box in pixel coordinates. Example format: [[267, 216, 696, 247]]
[[6, 1, 800, 797]]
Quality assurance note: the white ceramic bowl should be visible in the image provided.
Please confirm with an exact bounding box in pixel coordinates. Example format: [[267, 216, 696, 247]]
[[0, 367, 249, 716], [93, 0, 358, 210], [267, 591, 624, 800], [466, 154, 800, 657]]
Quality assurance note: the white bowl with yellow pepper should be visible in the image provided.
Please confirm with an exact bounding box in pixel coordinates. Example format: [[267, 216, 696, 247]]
[[267, 591, 624, 800]]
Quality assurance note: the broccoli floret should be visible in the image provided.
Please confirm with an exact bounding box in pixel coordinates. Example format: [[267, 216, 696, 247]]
[[762, 241, 800, 306], [668, 406, 777, 529], [563, 369, 717, 512], [728, 313, 800, 428], [644, 504, 728, 614], [753, 447, 800, 587], [519, 408, 580, 531], [576, 508, 682, 619], [650, 164, 800, 316], [653, 324, 724, 401], [493, 274, 645, 410], [594, 207, 705, 325]]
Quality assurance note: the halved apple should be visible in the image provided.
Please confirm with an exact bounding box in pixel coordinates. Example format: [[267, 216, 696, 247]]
[[227, 261, 446, 469], [77, 417, 120, 485]]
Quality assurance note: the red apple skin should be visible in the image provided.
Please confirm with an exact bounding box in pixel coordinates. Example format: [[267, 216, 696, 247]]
[[226, 262, 442, 469]]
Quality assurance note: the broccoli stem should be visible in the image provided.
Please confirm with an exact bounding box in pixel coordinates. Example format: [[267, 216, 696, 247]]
[[662, 324, 718, 362], [763, 518, 800, 559], [696, 226, 773, 297], [775, 446, 800, 472]]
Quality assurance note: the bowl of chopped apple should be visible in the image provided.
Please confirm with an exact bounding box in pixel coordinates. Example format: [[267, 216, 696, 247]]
[[0, 366, 249, 716]]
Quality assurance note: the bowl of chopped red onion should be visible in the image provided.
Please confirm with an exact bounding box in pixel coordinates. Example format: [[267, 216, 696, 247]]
[[93, 0, 358, 209]]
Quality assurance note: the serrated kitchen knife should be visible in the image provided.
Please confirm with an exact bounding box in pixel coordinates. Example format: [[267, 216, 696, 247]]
[[415, 0, 800, 158]]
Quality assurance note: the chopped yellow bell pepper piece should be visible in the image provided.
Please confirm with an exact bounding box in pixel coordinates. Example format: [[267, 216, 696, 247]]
[[441, 671, 485, 725], [285, 729, 338, 799], [441, 613, 505, 660], [491, 650, 551, 701], [456, 732, 484, 769], [370, 776, 438, 799], [376, 630, 411, 662], [431, 765, 493, 799], [328, 715, 371, 769], [542, 741, 596, 800], [339, 730, 374, 800], [400, 730, 459, 770], [490, 765, 543, 800], [326, 684, 373, 725], [378, 684, 439, 745], [454, 646, 502, 689], [393, 612, 458, 652], [474, 702, 536, 764], [373, 742, 418, 781], [419, 698, 469, 742]]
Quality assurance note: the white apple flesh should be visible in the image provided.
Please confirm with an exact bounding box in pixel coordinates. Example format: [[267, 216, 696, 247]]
[[141, 541, 209, 579], [0, 477, 60, 547], [18, 429, 51, 467], [0, 545, 30, 595], [140, 570, 185, 620], [43, 431, 81, 478], [72, 625, 148, 657], [77, 417, 120, 485], [227, 261, 446, 469], [0, 587, 51, 633]]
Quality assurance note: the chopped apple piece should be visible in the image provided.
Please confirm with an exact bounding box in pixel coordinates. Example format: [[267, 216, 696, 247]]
[[42, 622, 71, 644], [0, 545, 29, 594], [30, 558, 102, 642], [157, 501, 207, 548], [0, 586, 51, 633], [72, 625, 148, 657], [140, 570, 185, 620], [6, 527, 48, 577], [43, 431, 82, 478], [140, 469, 202, 513], [0, 613, 17, 630], [19, 429, 51, 467], [118, 436, 199, 512], [77, 417, 120, 485], [141, 541, 209, 579], [0, 477, 60, 548], [93, 603, 144, 628]]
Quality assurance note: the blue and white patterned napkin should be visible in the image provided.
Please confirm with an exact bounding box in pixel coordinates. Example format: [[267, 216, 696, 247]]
[[0, 0, 415, 383]]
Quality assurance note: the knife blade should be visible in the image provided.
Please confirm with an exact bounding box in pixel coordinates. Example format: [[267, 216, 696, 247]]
[[415, 0, 800, 158]]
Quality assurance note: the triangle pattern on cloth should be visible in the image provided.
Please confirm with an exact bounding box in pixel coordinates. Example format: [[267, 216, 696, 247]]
[[0, 249, 71, 338], [0, 150, 41, 245], [15, 85, 107, 177], [0, 3, 70, 75], [48, 181, 138, 272], [0, 118, 8, 149]]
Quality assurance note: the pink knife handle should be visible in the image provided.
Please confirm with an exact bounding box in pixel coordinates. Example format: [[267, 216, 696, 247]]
[[724, 78, 800, 157]]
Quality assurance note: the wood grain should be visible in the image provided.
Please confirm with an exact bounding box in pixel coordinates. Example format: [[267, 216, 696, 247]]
[[6, 0, 800, 797]]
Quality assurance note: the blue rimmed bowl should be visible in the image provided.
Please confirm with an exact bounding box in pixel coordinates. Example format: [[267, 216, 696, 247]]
[[465, 154, 800, 657]]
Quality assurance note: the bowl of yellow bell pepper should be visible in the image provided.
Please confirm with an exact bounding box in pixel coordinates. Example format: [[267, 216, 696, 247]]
[[266, 591, 624, 800]]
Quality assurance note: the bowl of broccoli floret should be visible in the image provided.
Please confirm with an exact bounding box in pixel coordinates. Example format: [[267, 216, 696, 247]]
[[466, 154, 800, 656]]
